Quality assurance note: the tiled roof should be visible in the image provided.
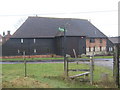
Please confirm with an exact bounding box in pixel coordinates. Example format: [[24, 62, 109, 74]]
[[108, 37, 120, 44], [12, 17, 107, 38]]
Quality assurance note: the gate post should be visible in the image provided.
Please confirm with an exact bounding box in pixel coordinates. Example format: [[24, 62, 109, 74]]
[[113, 44, 119, 88], [90, 56, 94, 85]]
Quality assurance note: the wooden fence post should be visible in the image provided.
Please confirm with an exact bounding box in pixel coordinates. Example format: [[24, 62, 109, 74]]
[[23, 51, 27, 77], [90, 56, 94, 85], [113, 44, 119, 88], [66, 57, 68, 77]]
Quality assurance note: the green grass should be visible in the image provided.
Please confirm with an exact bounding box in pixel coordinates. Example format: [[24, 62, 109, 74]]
[[1, 57, 64, 61], [81, 56, 113, 59], [2, 63, 115, 88], [1, 55, 113, 61]]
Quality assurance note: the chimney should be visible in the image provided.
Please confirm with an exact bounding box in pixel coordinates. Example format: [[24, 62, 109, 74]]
[[3, 32, 5, 37], [7, 31, 10, 35]]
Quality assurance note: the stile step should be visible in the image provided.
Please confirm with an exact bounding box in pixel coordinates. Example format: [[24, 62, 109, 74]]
[[68, 69, 90, 71]]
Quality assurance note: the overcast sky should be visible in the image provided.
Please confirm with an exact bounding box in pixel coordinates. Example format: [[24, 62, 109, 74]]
[[0, 0, 119, 36]]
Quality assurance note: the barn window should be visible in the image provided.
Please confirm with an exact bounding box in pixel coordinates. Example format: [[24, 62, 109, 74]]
[[111, 47, 113, 51], [17, 50, 20, 53], [100, 38, 102, 43], [21, 39, 24, 43], [109, 47, 110, 51], [34, 49, 37, 53], [90, 38, 95, 43], [34, 39, 36, 43], [109, 47, 113, 51]]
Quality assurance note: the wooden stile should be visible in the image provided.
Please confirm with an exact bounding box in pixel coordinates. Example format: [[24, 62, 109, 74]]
[[64, 57, 94, 84]]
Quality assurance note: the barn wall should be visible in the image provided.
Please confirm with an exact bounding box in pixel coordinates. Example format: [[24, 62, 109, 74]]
[[2, 36, 86, 57], [2, 38, 55, 56], [2, 39, 21, 56], [56, 36, 86, 57], [54, 37, 63, 55], [79, 37, 86, 55]]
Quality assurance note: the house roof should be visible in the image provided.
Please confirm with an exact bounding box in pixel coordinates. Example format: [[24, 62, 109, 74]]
[[12, 16, 107, 38], [108, 37, 120, 44]]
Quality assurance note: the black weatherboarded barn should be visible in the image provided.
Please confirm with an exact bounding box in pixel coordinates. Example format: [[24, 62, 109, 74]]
[[2, 16, 107, 57]]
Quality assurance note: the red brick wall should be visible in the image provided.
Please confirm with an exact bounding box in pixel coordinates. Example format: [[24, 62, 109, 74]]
[[86, 38, 107, 55], [86, 38, 107, 48]]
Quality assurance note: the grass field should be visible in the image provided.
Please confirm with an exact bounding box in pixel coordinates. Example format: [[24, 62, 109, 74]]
[[1, 56, 113, 61], [2, 62, 115, 88], [1, 57, 64, 61]]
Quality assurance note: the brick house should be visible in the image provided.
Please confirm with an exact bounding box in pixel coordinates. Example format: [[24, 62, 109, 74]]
[[2, 31, 12, 44], [2, 17, 109, 57], [86, 38, 107, 55]]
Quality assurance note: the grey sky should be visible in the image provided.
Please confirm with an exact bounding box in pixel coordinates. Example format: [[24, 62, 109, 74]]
[[0, 0, 119, 36]]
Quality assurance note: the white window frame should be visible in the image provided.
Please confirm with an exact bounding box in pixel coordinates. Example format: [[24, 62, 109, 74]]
[[34, 39, 36, 44], [21, 39, 24, 43], [34, 49, 37, 53], [111, 47, 113, 51], [18, 49, 20, 53]]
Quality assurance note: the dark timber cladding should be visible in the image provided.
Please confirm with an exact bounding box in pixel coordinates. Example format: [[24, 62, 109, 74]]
[[2, 16, 107, 56], [55, 36, 86, 56], [2, 38, 55, 56]]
